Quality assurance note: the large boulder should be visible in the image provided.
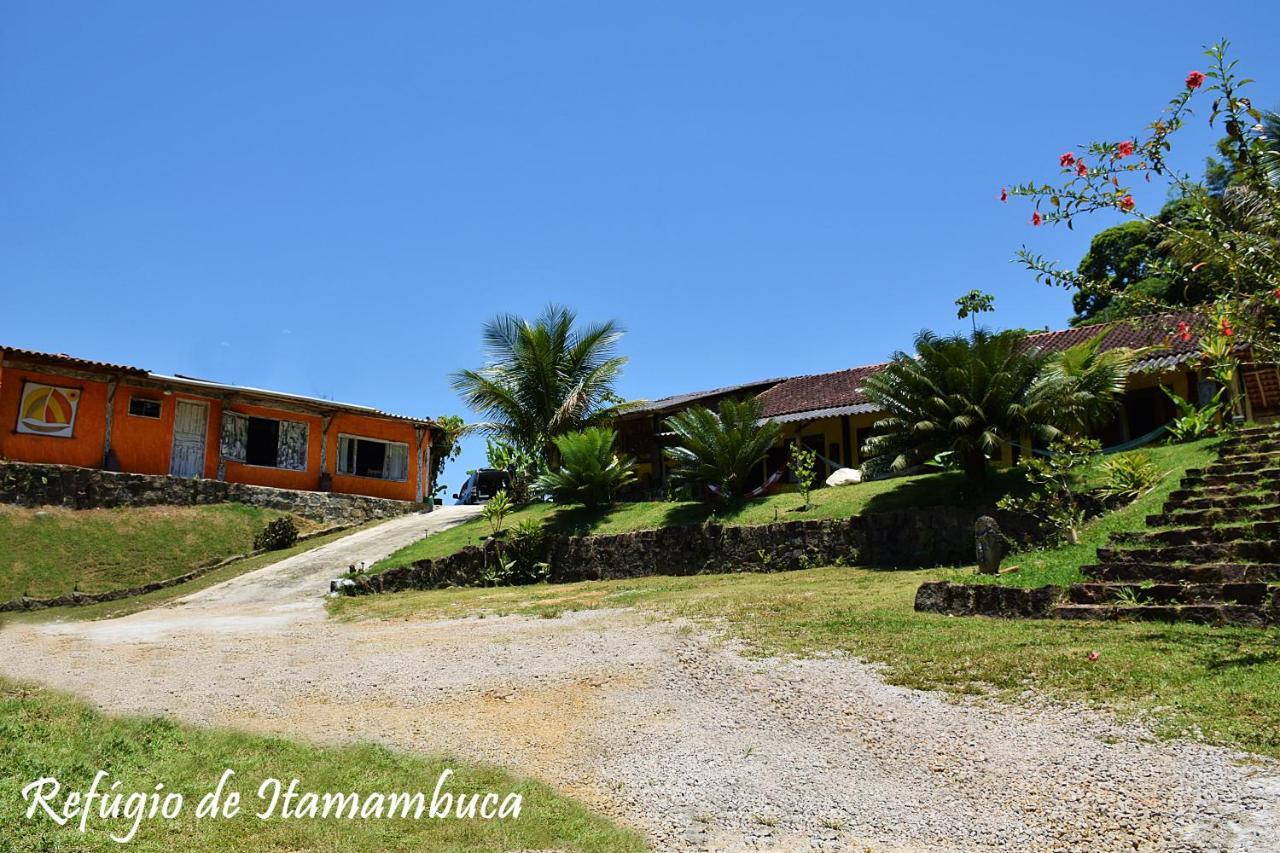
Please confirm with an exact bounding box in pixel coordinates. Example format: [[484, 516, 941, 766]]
[[825, 467, 862, 487]]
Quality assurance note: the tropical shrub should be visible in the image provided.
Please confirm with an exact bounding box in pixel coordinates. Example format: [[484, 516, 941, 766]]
[[451, 305, 627, 465], [862, 329, 1057, 482], [486, 438, 546, 504], [534, 427, 636, 508], [1163, 386, 1225, 442], [254, 516, 299, 551], [1097, 452, 1165, 503], [497, 518, 552, 584], [481, 489, 512, 536], [997, 436, 1100, 544], [663, 397, 783, 500]]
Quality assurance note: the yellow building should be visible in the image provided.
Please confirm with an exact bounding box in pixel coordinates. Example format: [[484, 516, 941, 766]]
[[614, 312, 1280, 498]]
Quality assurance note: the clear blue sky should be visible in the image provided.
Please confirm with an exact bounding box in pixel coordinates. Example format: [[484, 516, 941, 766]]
[[5, 3, 1279, 492]]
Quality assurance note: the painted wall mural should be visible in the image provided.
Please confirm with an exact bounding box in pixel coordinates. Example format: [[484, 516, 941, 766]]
[[16, 382, 81, 438]]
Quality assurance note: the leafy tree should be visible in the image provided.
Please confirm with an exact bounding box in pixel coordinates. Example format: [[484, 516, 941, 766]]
[[955, 289, 996, 331], [428, 415, 466, 501], [451, 305, 627, 464], [534, 427, 636, 508], [663, 397, 783, 500], [861, 329, 1057, 482], [1031, 333, 1140, 434], [997, 435, 1100, 545], [1011, 41, 1280, 357], [788, 441, 818, 510]]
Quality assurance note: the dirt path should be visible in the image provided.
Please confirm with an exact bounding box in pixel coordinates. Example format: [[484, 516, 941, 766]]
[[4, 509, 1278, 851]]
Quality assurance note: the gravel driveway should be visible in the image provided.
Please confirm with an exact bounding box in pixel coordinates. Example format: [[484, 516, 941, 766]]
[[3, 508, 1278, 851]]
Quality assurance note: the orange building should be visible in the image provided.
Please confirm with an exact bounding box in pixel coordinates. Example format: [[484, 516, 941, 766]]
[[0, 347, 438, 503]]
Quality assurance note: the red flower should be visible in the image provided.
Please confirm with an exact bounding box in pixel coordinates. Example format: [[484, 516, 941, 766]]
[[1177, 321, 1191, 342], [1274, 288, 1280, 301], [1031, 211, 1043, 226], [1086, 651, 1100, 662], [1119, 195, 1135, 212], [1185, 70, 1205, 90], [1116, 140, 1135, 158], [1000, 187, 1008, 203], [1060, 152, 1076, 168], [1221, 317, 1235, 337], [1076, 160, 1088, 177]]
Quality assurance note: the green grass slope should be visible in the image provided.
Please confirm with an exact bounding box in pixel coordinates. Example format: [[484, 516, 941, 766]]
[[0, 503, 312, 601]]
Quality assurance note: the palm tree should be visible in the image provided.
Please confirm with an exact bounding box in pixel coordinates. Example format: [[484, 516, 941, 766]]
[[862, 329, 1057, 482], [663, 397, 782, 499], [451, 305, 627, 464], [1032, 332, 1140, 435]]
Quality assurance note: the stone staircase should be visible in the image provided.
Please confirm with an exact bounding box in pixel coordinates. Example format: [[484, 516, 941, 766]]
[[1055, 426, 1280, 627]]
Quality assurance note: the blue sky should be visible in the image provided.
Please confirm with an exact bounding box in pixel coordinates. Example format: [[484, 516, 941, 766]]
[[4, 3, 1279, 492]]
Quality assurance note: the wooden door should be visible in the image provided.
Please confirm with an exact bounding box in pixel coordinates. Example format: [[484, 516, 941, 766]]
[[170, 400, 208, 478]]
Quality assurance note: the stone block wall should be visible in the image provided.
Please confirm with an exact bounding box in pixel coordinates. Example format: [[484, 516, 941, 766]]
[[344, 506, 981, 596], [914, 580, 1064, 618], [0, 461, 420, 524]]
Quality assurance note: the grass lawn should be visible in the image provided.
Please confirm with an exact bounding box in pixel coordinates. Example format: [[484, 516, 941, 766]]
[[335, 437, 1280, 758], [0, 503, 316, 602], [0, 522, 375, 628], [0, 678, 644, 852], [377, 465, 1030, 570]]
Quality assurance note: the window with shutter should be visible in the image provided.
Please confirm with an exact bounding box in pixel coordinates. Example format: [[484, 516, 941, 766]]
[[277, 420, 309, 471], [220, 412, 248, 462]]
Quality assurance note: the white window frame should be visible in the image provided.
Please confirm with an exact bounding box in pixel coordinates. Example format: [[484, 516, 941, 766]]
[[336, 433, 410, 482]]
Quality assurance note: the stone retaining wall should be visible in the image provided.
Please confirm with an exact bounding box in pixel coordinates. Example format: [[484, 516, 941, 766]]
[[914, 580, 1064, 619], [343, 506, 981, 596], [0, 461, 421, 523]]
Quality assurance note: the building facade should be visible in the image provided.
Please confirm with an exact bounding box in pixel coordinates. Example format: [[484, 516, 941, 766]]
[[1, 347, 437, 503], [616, 312, 1280, 496]]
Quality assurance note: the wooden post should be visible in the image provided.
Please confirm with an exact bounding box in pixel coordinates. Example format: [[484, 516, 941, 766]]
[[101, 379, 118, 468], [840, 415, 853, 468]]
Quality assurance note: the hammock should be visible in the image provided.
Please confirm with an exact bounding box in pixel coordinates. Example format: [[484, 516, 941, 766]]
[[1005, 421, 1172, 458], [705, 464, 790, 500]]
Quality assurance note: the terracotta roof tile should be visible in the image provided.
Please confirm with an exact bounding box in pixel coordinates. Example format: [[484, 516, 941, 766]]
[[755, 311, 1205, 421]]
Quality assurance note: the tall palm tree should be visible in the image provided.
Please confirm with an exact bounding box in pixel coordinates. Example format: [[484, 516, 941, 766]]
[[451, 305, 627, 463], [862, 329, 1057, 482], [663, 397, 782, 499], [1032, 332, 1141, 435]]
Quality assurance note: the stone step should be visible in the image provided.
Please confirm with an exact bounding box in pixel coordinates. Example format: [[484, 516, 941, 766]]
[[1081, 562, 1280, 583], [1217, 438, 1280, 455], [1180, 468, 1280, 488], [1162, 491, 1280, 511], [1096, 540, 1280, 564], [1111, 521, 1280, 547], [1147, 504, 1280, 527], [1202, 455, 1280, 474], [1051, 603, 1272, 627], [1231, 426, 1280, 439], [1067, 581, 1277, 607]]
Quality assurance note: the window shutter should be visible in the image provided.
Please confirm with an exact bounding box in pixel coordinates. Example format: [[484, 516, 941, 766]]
[[220, 412, 248, 462], [384, 442, 409, 482], [277, 420, 309, 471]]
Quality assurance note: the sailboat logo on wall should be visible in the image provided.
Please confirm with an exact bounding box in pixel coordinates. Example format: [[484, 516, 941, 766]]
[[17, 382, 81, 438]]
